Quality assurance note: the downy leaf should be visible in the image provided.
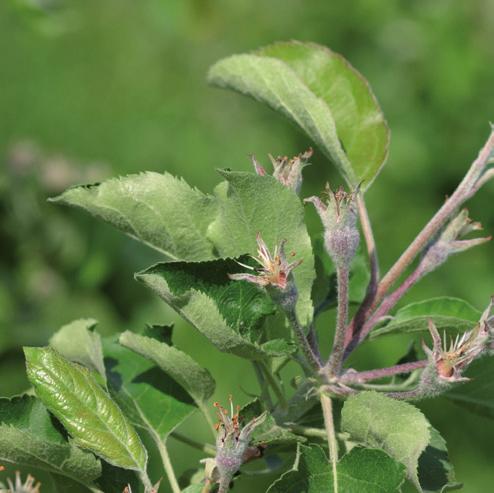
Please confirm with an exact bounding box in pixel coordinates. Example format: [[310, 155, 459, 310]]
[[0, 395, 101, 488], [208, 41, 389, 188], [341, 391, 430, 490], [49, 318, 106, 381], [25, 347, 148, 472], [207, 170, 315, 324], [267, 444, 405, 493], [136, 258, 291, 360], [103, 337, 196, 440], [50, 172, 218, 261], [119, 330, 215, 405], [371, 297, 480, 339]]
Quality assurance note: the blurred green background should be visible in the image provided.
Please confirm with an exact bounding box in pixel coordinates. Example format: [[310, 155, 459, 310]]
[[1, 0, 493, 491]]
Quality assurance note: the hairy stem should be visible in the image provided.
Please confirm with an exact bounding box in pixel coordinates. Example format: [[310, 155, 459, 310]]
[[320, 393, 339, 493], [341, 360, 427, 384], [327, 265, 350, 375], [286, 308, 322, 370], [156, 439, 181, 493], [253, 361, 274, 409], [171, 431, 216, 456], [259, 360, 288, 410], [138, 470, 154, 493]]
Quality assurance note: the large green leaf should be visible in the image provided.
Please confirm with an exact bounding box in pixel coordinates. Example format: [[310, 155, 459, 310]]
[[25, 347, 148, 472], [136, 258, 294, 360], [418, 427, 461, 493], [49, 318, 106, 381], [50, 172, 218, 261], [0, 395, 101, 488], [103, 337, 196, 440], [119, 331, 215, 405], [341, 391, 431, 491], [267, 444, 405, 493], [208, 41, 389, 187], [371, 297, 480, 339], [446, 356, 494, 420], [207, 170, 315, 324]]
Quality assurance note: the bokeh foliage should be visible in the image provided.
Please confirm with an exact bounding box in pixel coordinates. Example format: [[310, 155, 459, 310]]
[[1, 0, 493, 491]]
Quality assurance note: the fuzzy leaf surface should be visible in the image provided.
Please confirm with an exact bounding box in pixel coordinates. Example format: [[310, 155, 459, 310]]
[[0, 395, 101, 488], [207, 171, 315, 324], [136, 258, 292, 360], [119, 331, 215, 405], [209, 41, 389, 187], [49, 318, 106, 381], [25, 347, 147, 472], [50, 172, 218, 261], [371, 297, 480, 339], [341, 391, 430, 490], [267, 444, 405, 492], [103, 338, 196, 440]]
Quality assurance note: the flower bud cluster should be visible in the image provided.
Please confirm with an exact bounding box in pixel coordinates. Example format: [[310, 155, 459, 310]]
[[305, 184, 360, 269], [252, 148, 313, 194]]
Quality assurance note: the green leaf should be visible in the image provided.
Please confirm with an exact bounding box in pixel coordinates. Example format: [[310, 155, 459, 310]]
[[208, 41, 389, 188], [25, 347, 148, 472], [103, 337, 196, 440], [371, 297, 480, 339], [418, 427, 462, 493], [341, 391, 431, 490], [49, 318, 106, 381], [0, 395, 101, 488], [136, 258, 286, 360], [119, 331, 215, 405], [50, 172, 218, 261], [267, 444, 405, 493], [240, 399, 302, 446], [446, 356, 494, 420], [207, 170, 315, 324]]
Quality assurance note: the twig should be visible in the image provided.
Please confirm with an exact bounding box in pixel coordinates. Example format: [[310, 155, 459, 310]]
[[259, 360, 288, 410], [252, 361, 274, 409], [171, 432, 216, 456], [340, 360, 427, 384], [156, 439, 181, 493], [286, 308, 322, 370], [320, 393, 339, 493]]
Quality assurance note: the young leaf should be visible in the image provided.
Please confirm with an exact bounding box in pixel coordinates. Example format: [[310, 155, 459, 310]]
[[208, 41, 389, 188], [371, 297, 480, 339], [267, 444, 405, 493], [0, 395, 102, 488], [49, 318, 106, 381], [119, 331, 215, 405], [103, 338, 196, 440], [341, 391, 431, 490], [418, 427, 462, 492], [136, 258, 290, 360], [446, 357, 494, 420], [207, 170, 315, 324], [50, 172, 218, 261], [25, 347, 148, 472]]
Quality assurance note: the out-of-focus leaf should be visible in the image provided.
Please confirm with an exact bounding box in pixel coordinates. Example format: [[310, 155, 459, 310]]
[[25, 347, 147, 472], [267, 444, 405, 492], [341, 391, 430, 490], [119, 331, 215, 405], [371, 297, 480, 339], [207, 170, 315, 323], [136, 258, 291, 361], [446, 357, 494, 420], [208, 41, 389, 188], [0, 395, 101, 488], [103, 337, 196, 440], [50, 172, 218, 261], [240, 399, 302, 446], [49, 318, 106, 381], [418, 427, 462, 492]]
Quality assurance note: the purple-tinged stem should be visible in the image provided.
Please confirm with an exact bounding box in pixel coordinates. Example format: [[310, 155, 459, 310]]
[[341, 360, 427, 384]]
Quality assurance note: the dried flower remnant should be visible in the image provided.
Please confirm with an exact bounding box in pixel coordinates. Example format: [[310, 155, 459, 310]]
[[305, 183, 360, 268], [210, 397, 266, 493], [252, 148, 313, 193], [229, 233, 302, 291], [0, 471, 41, 493]]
